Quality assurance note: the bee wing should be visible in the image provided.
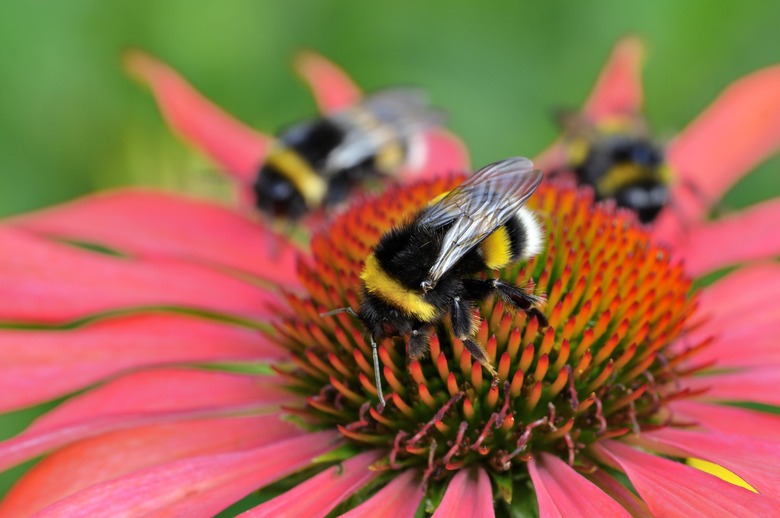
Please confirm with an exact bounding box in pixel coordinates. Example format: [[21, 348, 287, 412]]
[[420, 157, 542, 288], [324, 88, 445, 174], [360, 88, 446, 130]]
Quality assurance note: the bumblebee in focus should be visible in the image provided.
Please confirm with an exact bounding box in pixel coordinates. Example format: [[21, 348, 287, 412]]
[[325, 158, 547, 405], [255, 88, 444, 220], [552, 115, 671, 223]]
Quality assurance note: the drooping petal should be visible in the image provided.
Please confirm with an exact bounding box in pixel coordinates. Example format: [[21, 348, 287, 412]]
[[632, 427, 780, 499], [339, 469, 424, 518], [0, 415, 302, 517], [681, 367, 780, 407], [432, 467, 495, 518], [684, 320, 780, 368], [529, 453, 630, 518], [242, 450, 382, 517], [583, 37, 645, 120], [34, 431, 340, 518], [585, 469, 653, 518], [0, 313, 282, 412], [10, 190, 301, 286], [0, 227, 278, 324], [293, 51, 362, 113], [404, 129, 470, 180], [125, 50, 271, 183], [675, 198, 780, 276], [534, 138, 570, 175], [594, 440, 778, 517], [695, 262, 780, 330], [669, 400, 780, 439], [0, 368, 295, 471], [666, 64, 780, 221]]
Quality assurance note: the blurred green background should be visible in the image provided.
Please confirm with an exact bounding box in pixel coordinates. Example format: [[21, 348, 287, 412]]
[[1, 0, 780, 498]]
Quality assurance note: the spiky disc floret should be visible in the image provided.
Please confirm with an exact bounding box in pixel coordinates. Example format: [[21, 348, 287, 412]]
[[275, 175, 701, 485]]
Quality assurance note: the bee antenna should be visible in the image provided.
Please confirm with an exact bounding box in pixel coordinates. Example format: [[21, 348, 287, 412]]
[[320, 307, 358, 318]]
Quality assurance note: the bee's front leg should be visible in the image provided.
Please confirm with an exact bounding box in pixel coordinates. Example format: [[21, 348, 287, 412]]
[[463, 278, 548, 327]]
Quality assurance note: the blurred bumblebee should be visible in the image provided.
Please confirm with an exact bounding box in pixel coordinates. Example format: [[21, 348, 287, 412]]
[[551, 114, 672, 223], [323, 157, 547, 405], [255, 88, 444, 220]]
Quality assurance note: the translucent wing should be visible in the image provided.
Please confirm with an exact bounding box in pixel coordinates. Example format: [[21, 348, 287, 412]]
[[420, 157, 542, 289], [324, 88, 445, 174]]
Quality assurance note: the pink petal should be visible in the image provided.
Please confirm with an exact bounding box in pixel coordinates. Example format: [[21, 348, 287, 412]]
[[633, 427, 780, 499], [293, 51, 362, 113], [403, 129, 471, 180], [0, 415, 302, 517], [242, 450, 382, 517], [534, 138, 569, 174], [595, 440, 778, 517], [432, 467, 495, 518], [583, 37, 645, 120], [669, 400, 780, 439], [125, 50, 271, 183], [696, 262, 780, 329], [34, 431, 340, 518], [0, 227, 278, 324], [684, 320, 780, 368], [0, 313, 282, 412], [667, 64, 780, 221], [339, 469, 424, 518], [0, 368, 295, 471], [682, 367, 780, 407], [529, 453, 630, 518], [10, 190, 301, 286], [585, 469, 653, 518], [675, 198, 780, 276]]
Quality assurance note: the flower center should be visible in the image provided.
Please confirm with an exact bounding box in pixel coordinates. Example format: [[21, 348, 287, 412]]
[[275, 175, 700, 482]]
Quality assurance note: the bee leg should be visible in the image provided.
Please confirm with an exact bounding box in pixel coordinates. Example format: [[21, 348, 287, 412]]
[[408, 324, 434, 361], [462, 337, 499, 382], [451, 296, 474, 337], [464, 279, 548, 327], [369, 335, 386, 408], [451, 296, 498, 384]]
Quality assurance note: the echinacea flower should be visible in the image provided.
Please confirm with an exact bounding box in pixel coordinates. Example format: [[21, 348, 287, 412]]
[[2, 162, 780, 516], [536, 37, 780, 278], [124, 50, 470, 210], [3, 40, 780, 516]]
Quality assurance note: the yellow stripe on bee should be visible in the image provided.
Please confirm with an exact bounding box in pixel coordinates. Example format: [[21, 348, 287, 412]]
[[374, 141, 405, 172], [686, 458, 758, 493], [265, 147, 328, 208], [566, 137, 590, 167], [480, 226, 513, 269], [360, 254, 437, 320], [596, 163, 655, 196]]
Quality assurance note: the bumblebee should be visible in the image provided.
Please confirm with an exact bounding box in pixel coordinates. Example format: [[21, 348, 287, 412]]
[[255, 88, 444, 220], [324, 158, 547, 405], [553, 115, 671, 223]]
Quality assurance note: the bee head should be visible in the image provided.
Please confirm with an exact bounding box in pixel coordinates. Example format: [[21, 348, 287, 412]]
[[254, 165, 308, 219]]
